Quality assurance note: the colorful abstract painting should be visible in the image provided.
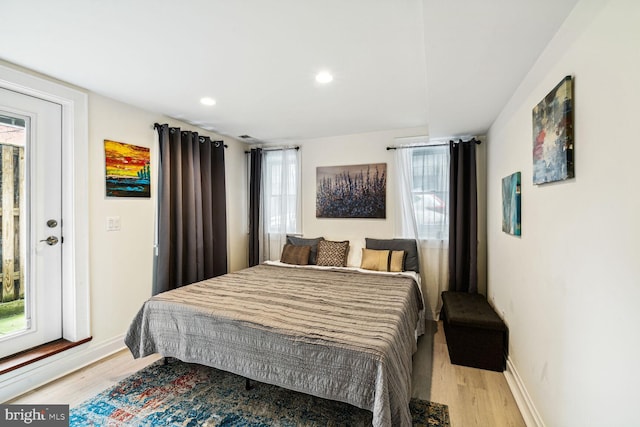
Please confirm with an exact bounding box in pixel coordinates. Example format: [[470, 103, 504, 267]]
[[316, 163, 386, 218], [532, 76, 574, 184], [104, 140, 150, 197], [502, 172, 521, 236]]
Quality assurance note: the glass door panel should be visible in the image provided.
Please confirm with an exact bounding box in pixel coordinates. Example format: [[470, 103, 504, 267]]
[[0, 87, 62, 358], [0, 115, 26, 338]]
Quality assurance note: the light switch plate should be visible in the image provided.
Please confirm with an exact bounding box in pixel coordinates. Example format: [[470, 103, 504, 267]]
[[106, 216, 121, 231]]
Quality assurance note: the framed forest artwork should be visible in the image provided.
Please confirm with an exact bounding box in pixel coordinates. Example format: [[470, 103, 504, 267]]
[[316, 163, 386, 219]]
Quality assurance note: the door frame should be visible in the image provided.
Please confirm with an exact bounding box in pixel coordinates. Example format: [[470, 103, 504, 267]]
[[0, 62, 90, 343]]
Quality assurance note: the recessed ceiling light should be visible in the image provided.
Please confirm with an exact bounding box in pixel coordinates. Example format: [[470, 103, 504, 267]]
[[315, 71, 333, 84], [200, 97, 216, 106]]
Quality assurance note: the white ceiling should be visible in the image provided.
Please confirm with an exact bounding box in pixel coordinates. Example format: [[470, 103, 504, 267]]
[[1, 0, 579, 143]]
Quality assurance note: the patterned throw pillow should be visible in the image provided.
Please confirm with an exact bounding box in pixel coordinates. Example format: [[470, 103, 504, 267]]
[[280, 244, 311, 265], [316, 240, 349, 267]]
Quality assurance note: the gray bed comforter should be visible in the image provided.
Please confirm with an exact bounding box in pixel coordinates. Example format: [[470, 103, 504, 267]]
[[125, 264, 423, 427]]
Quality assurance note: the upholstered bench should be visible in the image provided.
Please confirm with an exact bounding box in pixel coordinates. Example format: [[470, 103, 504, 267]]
[[441, 291, 508, 372]]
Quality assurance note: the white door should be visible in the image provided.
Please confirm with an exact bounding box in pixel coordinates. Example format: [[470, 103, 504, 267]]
[[0, 87, 62, 358]]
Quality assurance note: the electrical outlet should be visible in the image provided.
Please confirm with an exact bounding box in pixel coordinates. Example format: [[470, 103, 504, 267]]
[[106, 216, 121, 231]]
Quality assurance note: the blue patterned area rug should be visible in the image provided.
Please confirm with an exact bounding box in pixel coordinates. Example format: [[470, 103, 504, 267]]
[[70, 358, 450, 426]]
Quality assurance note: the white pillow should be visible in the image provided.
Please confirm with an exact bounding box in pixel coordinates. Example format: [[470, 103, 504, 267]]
[[346, 238, 365, 267]]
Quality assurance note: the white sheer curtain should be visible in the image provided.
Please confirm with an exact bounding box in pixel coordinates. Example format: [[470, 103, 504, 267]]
[[261, 148, 301, 261], [395, 143, 450, 319]]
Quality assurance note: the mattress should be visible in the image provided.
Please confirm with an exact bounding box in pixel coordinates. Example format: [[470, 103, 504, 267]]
[[125, 263, 424, 426]]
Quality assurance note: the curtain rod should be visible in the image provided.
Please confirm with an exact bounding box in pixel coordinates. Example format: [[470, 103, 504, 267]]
[[153, 123, 228, 148], [386, 138, 481, 151], [244, 146, 300, 154]]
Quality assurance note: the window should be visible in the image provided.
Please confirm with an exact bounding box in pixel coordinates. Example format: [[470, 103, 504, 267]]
[[263, 149, 300, 234], [410, 145, 449, 240]]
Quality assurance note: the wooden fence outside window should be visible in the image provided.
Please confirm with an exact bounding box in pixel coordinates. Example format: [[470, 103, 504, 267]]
[[0, 124, 25, 303]]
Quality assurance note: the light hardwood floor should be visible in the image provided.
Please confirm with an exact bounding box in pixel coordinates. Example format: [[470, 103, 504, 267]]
[[414, 321, 526, 427], [11, 321, 525, 426]]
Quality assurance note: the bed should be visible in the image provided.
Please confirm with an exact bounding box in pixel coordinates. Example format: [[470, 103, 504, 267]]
[[125, 258, 424, 427]]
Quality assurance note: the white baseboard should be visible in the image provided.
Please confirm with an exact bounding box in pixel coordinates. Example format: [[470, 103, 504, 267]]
[[504, 357, 546, 427], [0, 334, 126, 403]]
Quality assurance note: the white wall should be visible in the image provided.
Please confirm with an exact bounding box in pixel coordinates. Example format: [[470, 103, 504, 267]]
[[486, 1, 640, 425]]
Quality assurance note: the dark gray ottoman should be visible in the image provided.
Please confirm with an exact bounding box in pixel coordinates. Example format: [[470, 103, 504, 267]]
[[441, 291, 508, 372]]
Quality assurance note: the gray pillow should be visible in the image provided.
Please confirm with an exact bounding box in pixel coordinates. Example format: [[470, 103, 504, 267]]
[[286, 235, 324, 265], [365, 238, 419, 273]]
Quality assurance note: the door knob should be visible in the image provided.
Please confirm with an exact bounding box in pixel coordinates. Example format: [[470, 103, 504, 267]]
[[40, 236, 59, 246]]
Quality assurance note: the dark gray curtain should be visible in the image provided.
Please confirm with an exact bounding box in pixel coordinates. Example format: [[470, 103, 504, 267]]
[[153, 124, 227, 295], [248, 148, 262, 266], [448, 138, 479, 293]]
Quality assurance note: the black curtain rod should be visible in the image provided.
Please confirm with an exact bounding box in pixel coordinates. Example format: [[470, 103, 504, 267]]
[[153, 123, 228, 148], [386, 138, 481, 151], [244, 146, 300, 154], [387, 142, 447, 150]]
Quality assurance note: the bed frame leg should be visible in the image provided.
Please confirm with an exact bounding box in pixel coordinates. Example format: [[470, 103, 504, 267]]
[[245, 378, 255, 391]]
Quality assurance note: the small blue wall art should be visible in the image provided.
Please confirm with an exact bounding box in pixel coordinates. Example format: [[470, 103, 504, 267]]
[[502, 171, 521, 236]]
